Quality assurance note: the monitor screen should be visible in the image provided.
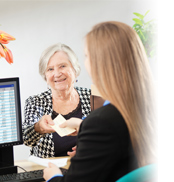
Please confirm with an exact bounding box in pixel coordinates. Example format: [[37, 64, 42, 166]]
[[0, 77, 23, 147], [0, 77, 23, 175]]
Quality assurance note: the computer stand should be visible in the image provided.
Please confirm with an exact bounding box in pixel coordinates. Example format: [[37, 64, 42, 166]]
[[0, 146, 17, 175]]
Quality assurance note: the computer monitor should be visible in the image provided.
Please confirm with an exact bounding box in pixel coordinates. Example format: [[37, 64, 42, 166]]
[[0, 77, 23, 175]]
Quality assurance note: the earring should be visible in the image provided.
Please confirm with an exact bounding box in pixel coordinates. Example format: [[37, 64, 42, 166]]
[[47, 84, 50, 89], [76, 79, 78, 83]]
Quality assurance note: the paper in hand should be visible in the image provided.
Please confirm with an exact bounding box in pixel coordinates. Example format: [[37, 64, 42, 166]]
[[50, 114, 76, 137], [28, 155, 68, 167]]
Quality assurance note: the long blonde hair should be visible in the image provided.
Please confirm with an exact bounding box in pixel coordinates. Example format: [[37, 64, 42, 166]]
[[86, 21, 157, 167]]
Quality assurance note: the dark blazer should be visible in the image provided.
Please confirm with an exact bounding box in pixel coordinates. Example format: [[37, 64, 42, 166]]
[[49, 103, 138, 182]]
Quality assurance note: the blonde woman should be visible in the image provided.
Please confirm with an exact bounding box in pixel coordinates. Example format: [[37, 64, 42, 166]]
[[43, 21, 157, 182]]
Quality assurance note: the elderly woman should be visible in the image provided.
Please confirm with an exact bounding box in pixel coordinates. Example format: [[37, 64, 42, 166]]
[[22, 43, 91, 158]]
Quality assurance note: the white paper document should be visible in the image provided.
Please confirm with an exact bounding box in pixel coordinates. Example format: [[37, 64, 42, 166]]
[[50, 114, 76, 137], [28, 155, 68, 167]]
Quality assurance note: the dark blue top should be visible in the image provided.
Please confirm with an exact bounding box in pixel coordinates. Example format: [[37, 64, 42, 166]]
[[52, 101, 82, 156]]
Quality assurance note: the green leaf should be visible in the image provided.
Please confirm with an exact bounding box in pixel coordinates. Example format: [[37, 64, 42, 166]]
[[132, 10, 157, 58], [144, 10, 150, 17], [137, 32, 143, 41], [133, 12, 144, 20], [132, 18, 143, 25], [133, 23, 141, 28], [145, 19, 155, 25], [139, 30, 146, 40]]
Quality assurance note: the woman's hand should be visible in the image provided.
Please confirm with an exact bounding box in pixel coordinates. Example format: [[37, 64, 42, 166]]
[[43, 162, 62, 181], [34, 115, 55, 134], [67, 146, 77, 157], [59, 117, 82, 136]]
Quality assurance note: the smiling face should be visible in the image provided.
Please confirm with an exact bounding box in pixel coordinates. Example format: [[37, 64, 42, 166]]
[[45, 51, 76, 92]]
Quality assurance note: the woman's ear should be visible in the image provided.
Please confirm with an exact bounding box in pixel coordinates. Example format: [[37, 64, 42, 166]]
[[45, 75, 49, 87], [45, 73, 48, 82]]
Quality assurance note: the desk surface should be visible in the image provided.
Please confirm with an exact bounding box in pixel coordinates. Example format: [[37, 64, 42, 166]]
[[14, 156, 71, 173]]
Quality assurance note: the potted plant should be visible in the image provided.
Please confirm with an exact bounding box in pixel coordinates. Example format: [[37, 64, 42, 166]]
[[132, 10, 157, 58]]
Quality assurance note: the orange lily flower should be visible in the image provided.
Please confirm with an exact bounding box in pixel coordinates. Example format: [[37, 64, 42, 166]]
[[0, 30, 15, 44], [0, 43, 5, 58], [3, 45, 13, 64], [0, 29, 15, 64]]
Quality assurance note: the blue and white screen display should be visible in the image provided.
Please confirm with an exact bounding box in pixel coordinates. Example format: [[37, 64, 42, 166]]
[[0, 83, 18, 145]]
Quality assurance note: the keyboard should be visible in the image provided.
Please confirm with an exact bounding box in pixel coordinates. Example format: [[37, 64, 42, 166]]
[[0, 167, 68, 182]]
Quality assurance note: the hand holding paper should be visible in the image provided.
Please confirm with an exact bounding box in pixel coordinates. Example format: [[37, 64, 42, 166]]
[[28, 155, 68, 167], [35, 115, 55, 134], [59, 117, 82, 136], [50, 114, 76, 137]]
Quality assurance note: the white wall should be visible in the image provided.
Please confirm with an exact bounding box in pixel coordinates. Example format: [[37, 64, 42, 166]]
[[0, 0, 157, 160]]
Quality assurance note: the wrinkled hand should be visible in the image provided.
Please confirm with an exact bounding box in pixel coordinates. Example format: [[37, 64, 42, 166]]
[[43, 162, 62, 181], [34, 115, 55, 134], [67, 146, 77, 157], [59, 117, 82, 136]]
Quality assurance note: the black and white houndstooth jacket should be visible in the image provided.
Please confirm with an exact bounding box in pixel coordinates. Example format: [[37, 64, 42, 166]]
[[22, 87, 91, 158]]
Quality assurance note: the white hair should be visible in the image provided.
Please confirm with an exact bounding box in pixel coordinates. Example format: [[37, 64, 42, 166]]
[[39, 43, 81, 81]]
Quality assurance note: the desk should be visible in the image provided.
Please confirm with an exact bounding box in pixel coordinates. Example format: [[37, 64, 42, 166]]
[[14, 156, 71, 173]]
